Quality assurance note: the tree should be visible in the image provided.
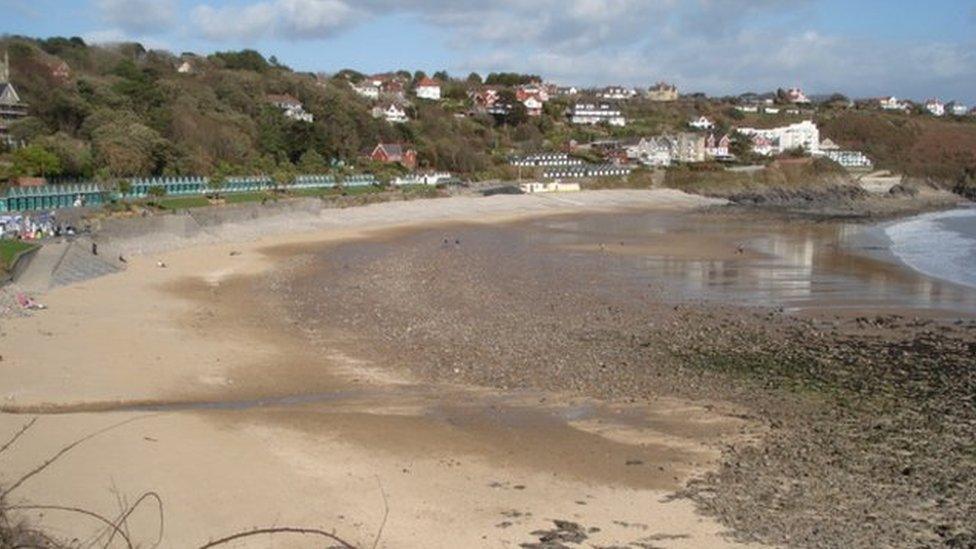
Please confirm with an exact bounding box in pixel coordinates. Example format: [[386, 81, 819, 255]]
[[298, 149, 326, 174], [7, 117, 49, 144], [271, 164, 295, 193], [433, 70, 449, 82], [208, 162, 232, 198], [146, 185, 167, 204], [210, 50, 269, 72], [36, 133, 93, 178], [116, 179, 132, 197], [466, 72, 483, 85], [91, 119, 168, 177], [11, 145, 62, 178]]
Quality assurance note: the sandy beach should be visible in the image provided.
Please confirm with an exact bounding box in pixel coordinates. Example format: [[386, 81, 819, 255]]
[[0, 190, 765, 548]]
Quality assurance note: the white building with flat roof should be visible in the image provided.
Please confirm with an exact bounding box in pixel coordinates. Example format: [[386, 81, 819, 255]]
[[569, 103, 626, 126], [737, 121, 821, 156]]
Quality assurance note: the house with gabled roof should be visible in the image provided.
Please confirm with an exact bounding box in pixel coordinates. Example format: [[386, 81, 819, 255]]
[[415, 77, 441, 100], [689, 116, 715, 130], [0, 51, 29, 147], [370, 143, 417, 169], [705, 133, 732, 159], [372, 103, 408, 124]]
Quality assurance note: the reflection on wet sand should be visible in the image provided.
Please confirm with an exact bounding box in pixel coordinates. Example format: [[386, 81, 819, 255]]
[[527, 212, 976, 315]]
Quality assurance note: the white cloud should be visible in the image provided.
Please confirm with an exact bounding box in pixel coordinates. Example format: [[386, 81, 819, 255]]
[[82, 28, 171, 50], [95, 0, 179, 33], [277, 0, 358, 38], [150, 0, 976, 101], [191, 0, 358, 41], [192, 2, 278, 41]]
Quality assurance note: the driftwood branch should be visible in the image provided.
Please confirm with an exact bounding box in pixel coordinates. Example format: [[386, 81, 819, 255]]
[[197, 527, 356, 548]]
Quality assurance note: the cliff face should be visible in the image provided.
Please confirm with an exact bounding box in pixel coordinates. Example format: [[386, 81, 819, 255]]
[[664, 158, 964, 219]]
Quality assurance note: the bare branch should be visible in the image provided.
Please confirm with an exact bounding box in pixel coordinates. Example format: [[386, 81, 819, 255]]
[[1, 416, 148, 499], [0, 418, 38, 456], [197, 527, 356, 548], [103, 491, 164, 549], [371, 477, 389, 549], [6, 504, 133, 549]]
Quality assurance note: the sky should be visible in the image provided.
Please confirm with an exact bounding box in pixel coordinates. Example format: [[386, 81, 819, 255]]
[[2, 0, 975, 104]]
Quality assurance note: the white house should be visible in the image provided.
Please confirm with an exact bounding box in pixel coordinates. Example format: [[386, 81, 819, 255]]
[[569, 103, 626, 126], [522, 96, 543, 117], [737, 121, 821, 156], [823, 150, 873, 169], [598, 86, 636, 100], [925, 99, 945, 116], [415, 77, 441, 101], [880, 96, 910, 111], [372, 104, 408, 124], [689, 116, 715, 130], [786, 87, 810, 104], [177, 61, 193, 74], [949, 103, 969, 116], [626, 137, 673, 167], [266, 94, 314, 123], [705, 133, 732, 159], [353, 83, 380, 100]]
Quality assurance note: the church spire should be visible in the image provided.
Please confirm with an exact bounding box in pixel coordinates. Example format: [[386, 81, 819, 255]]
[[0, 50, 9, 84]]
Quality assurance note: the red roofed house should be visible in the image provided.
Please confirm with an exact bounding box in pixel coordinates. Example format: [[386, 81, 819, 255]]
[[515, 88, 544, 116], [370, 143, 417, 170], [471, 87, 500, 109], [415, 77, 441, 100]]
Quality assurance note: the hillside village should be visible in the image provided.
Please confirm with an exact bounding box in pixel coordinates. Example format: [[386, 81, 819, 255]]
[[1, 35, 976, 214]]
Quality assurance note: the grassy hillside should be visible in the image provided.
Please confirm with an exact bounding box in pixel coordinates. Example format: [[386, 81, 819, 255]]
[[0, 36, 513, 181], [0, 35, 973, 195], [817, 110, 976, 188]]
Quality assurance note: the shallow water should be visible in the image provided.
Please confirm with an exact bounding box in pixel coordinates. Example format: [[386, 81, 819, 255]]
[[515, 210, 976, 315]]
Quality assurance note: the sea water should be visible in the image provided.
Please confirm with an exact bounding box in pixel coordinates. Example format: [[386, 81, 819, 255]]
[[886, 206, 976, 290]]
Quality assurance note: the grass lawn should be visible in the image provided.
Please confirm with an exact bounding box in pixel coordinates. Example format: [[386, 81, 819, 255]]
[[224, 192, 274, 204], [156, 196, 211, 209], [137, 185, 388, 211], [1, 239, 38, 271]]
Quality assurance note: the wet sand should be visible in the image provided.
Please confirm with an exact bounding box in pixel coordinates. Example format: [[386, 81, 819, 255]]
[[0, 191, 760, 548], [2, 192, 973, 547]]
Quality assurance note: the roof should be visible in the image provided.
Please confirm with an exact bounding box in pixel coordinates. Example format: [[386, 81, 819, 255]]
[[375, 143, 412, 158], [416, 77, 440, 88], [0, 82, 22, 105]]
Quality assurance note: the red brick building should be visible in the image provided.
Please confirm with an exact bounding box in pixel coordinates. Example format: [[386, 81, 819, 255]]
[[370, 143, 417, 170]]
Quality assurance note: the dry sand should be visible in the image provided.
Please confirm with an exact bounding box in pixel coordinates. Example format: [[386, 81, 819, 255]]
[[0, 190, 763, 548]]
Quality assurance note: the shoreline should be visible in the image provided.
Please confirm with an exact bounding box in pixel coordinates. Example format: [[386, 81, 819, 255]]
[[2, 189, 973, 547], [0, 189, 759, 548]]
